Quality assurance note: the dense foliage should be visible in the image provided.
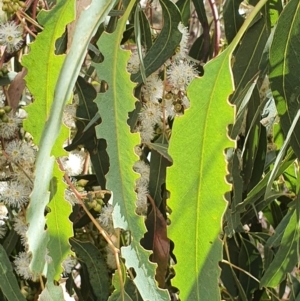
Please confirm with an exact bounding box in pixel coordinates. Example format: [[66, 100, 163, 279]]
[[0, 0, 300, 300]]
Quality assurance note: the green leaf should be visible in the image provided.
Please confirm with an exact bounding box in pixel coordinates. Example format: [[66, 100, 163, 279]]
[[191, 0, 210, 62], [47, 163, 73, 280], [266, 0, 283, 28], [109, 262, 143, 301], [230, 17, 268, 106], [223, 0, 244, 44], [139, 10, 152, 51], [189, 35, 205, 61], [260, 209, 299, 288], [73, 76, 109, 188], [0, 245, 26, 301], [230, 76, 258, 139], [22, 0, 73, 150], [238, 238, 262, 299], [71, 239, 110, 301], [167, 45, 235, 301], [176, 0, 190, 26], [166, 1, 268, 299], [148, 134, 172, 208], [131, 0, 182, 83], [235, 148, 295, 213], [263, 209, 293, 270], [25, 0, 116, 275], [94, 3, 169, 300], [38, 282, 65, 301], [224, 152, 243, 236], [23, 0, 75, 275], [269, 0, 300, 160]]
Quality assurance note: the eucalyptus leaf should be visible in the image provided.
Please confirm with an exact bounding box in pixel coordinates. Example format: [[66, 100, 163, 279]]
[[269, 0, 300, 160], [131, 0, 182, 83]]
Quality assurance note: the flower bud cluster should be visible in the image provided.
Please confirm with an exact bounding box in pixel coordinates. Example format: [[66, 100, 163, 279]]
[[127, 22, 198, 216], [2, 0, 26, 14]]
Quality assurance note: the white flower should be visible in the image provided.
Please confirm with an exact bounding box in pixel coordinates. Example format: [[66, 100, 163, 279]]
[[0, 203, 8, 220], [14, 252, 34, 280], [0, 115, 20, 139], [182, 95, 190, 109], [13, 214, 28, 245], [139, 125, 155, 143], [176, 22, 189, 59], [133, 160, 150, 180], [167, 60, 197, 90], [136, 197, 147, 215], [0, 222, 7, 239], [136, 184, 148, 216], [105, 245, 117, 270], [13, 164, 34, 187], [63, 104, 77, 128], [13, 213, 28, 237], [65, 189, 79, 206], [98, 204, 114, 233], [61, 150, 85, 176], [142, 74, 164, 103], [0, 22, 23, 53], [139, 102, 162, 127], [2, 180, 31, 208], [62, 255, 77, 274], [164, 98, 176, 119], [127, 50, 141, 74], [5, 140, 36, 167]]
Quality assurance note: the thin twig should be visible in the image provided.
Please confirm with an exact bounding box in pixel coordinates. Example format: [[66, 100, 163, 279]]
[[56, 158, 125, 295]]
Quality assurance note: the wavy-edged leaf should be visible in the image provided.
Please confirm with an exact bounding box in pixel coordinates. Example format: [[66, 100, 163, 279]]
[[47, 163, 73, 280], [94, 2, 169, 300], [269, 0, 300, 160], [73, 76, 109, 188], [71, 239, 110, 301], [260, 209, 299, 288], [38, 282, 64, 301], [166, 1, 268, 299], [22, 1, 73, 150], [131, 0, 182, 83], [0, 245, 26, 301], [167, 46, 235, 301], [23, 0, 75, 275], [25, 0, 115, 275], [142, 200, 170, 287]]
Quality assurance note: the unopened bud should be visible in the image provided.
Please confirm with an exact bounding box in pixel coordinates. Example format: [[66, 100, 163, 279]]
[[1, 115, 8, 123], [3, 106, 12, 113]]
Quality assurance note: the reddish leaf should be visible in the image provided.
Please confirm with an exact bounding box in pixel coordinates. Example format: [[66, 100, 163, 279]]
[[142, 196, 170, 288], [8, 68, 27, 111]]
